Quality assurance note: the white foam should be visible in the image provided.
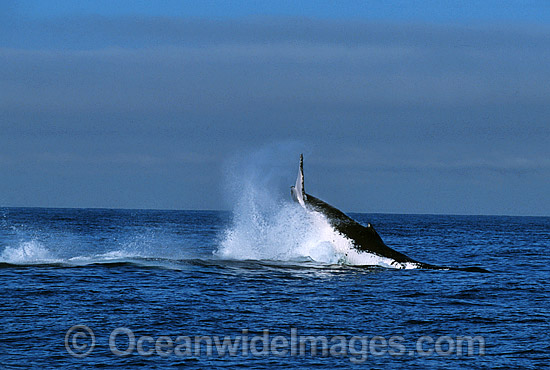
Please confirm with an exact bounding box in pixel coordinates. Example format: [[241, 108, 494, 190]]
[[67, 250, 140, 264], [217, 152, 421, 269], [0, 240, 55, 264], [216, 185, 416, 268], [0, 229, 193, 266]]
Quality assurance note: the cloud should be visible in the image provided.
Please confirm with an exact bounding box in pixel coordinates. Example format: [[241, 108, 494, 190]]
[[0, 16, 549, 214], [2, 18, 550, 116]]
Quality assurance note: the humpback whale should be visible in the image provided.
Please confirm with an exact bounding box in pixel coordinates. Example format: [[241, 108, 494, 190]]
[[291, 154, 488, 272]]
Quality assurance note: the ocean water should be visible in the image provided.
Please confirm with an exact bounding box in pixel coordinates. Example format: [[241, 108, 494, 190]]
[[1, 206, 549, 369]]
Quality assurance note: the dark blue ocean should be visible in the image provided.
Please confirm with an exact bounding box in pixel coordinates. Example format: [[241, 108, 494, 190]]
[[1, 207, 549, 369]]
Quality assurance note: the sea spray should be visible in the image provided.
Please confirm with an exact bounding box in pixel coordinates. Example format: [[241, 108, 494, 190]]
[[216, 194, 349, 263], [0, 210, 199, 265], [0, 240, 54, 263], [216, 147, 355, 263], [216, 148, 420, 268]]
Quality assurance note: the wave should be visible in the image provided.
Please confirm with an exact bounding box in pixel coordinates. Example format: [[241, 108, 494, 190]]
[[0, 226, 199, 268], [0, 250, 389, 276], [0, 237, 390, 273], [0, 239, 183, 268]]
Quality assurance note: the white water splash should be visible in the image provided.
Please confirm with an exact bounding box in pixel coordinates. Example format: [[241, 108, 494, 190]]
[[0, 240, 55, 263], [216, 149, 416, 268], [0, 232, 188, 266], [66, 250, 142, 264], [216, 194, 417, 268], [217, 192, 342, 263]]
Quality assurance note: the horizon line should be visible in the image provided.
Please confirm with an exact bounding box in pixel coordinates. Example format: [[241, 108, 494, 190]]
[[1, 205, 548, 218]]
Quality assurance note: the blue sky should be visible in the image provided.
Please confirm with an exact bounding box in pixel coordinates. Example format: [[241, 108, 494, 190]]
[[1, 1, 549, 215], [7, 0, 550, 22]]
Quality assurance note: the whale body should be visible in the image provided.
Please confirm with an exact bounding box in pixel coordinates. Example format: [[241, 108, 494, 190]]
[[291, 154, 489, 272]]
